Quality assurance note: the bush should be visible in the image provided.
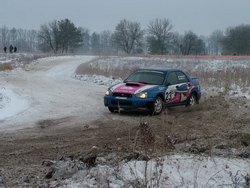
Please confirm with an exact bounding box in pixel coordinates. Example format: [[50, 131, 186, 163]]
[[0, 63, 13, 71]]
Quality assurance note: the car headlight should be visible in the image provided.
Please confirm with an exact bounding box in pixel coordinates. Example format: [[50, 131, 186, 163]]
[[136, 92, 148, 98], [105, 89, 112, 96]]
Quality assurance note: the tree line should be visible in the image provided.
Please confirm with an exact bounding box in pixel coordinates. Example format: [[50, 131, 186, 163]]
[[1, 18, 250, 55]]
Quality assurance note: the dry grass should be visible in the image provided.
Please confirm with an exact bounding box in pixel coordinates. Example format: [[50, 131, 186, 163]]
[[76, 57, 139, 79], [76, 63, 139, 79], [0, 63, 13, 71], [191, 67, 250, 92], [0, 53, 49, 71], [76, 56, 250, 90]]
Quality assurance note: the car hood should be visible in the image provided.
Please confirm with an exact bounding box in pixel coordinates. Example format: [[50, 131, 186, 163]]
[[110, 82, 157, 94]]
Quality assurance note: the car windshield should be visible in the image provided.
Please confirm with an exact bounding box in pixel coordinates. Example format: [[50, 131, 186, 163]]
[[124, 70, 166, 85]]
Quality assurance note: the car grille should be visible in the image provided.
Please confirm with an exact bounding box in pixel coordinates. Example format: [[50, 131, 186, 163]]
[[113, 93, 132, 98], [111, 100, 132, 106]]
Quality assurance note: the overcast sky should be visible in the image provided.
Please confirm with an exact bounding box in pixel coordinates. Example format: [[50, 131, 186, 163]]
[[1, 0, 250, 37]]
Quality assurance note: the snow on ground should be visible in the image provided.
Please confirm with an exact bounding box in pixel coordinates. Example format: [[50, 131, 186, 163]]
[[0, 87, 29, 119], [0, 55, 107, 131], [58, 154, 250, 188], [0, 54, 250, 187], [1, 55, 249, 122]]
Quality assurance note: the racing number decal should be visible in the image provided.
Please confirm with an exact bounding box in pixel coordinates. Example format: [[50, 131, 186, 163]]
[[165, 89, 175, 102], [165, 85, 176, 102], [165, 83, 193, 104]]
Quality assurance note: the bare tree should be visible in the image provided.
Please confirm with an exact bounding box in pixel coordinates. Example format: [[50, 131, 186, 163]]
[[180, 31, 205, 55], [0, 26, 9, 47], [147, 18, 173, 55], [168, 32, 182, 55], [180, 31, 196, 55], [16, 29, 28, 51], [207, 30, 224, 55], [37, 21, 59, 52], [221, 24, 250, 55], [100, 30, 112, 54], [9, 28, 17, 46], [112, 19, 144, 54], [91, 32, 100, 54], [27, 30, 38, 50], [78, 27, 90, 53], [38, 19, 82, 53], [0, 26, 39, 52]]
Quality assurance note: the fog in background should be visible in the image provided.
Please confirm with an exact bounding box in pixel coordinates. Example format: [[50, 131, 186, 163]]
[[1, 0, 250, 36]]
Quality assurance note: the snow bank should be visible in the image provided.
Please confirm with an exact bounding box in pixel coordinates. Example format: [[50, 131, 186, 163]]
[[0, 87, 29, 119], [75, 74, 123, 86], [51, 154, 250, 187]]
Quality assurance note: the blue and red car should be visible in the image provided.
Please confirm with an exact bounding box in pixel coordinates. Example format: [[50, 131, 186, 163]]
[[104, 68, 201, 115]]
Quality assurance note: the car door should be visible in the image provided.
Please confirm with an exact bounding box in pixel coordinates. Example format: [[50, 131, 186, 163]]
[[165, 71, 179, 104], [165, 71, 190, 104], [175, 71, 191, 102]]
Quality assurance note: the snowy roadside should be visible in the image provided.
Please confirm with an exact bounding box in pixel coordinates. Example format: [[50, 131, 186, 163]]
[[50, 154, 250, 187], [0, 87, 29, 119]]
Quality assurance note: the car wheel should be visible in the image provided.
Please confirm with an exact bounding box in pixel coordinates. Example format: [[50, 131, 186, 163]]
[[108, 107, 118, 113], [186, 93, 197, 107], [152, 96, 164, 115]]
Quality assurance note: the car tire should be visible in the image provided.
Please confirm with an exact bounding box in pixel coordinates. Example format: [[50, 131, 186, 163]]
[[151, 96, 164, 115], [108, 107, 118, 113], [186, 93, 197, 107]]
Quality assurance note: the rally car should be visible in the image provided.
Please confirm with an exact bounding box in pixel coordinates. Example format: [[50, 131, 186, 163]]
[[104, 68, 201, 115]]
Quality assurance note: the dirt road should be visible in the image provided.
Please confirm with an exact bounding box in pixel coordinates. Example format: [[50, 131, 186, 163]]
[[0, 56, 111, 131], [0, 56, 250, 187]]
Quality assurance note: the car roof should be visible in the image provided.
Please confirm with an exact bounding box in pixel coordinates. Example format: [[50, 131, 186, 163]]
[[138, 68, 183, 72]]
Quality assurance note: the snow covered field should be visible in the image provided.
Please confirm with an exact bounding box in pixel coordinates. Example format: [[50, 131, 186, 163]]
[[0, 54, 250, 187]]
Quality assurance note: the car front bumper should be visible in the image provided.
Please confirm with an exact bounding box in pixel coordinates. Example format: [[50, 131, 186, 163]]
[[104, 95, 154, 109]]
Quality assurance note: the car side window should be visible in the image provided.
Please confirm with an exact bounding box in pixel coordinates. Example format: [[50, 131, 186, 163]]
[[176, 71, 188, 83], [166, 72, 178, 85]]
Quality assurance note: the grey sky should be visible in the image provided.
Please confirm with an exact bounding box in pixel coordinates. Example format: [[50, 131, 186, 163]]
[[1, 0, 250, 37]]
